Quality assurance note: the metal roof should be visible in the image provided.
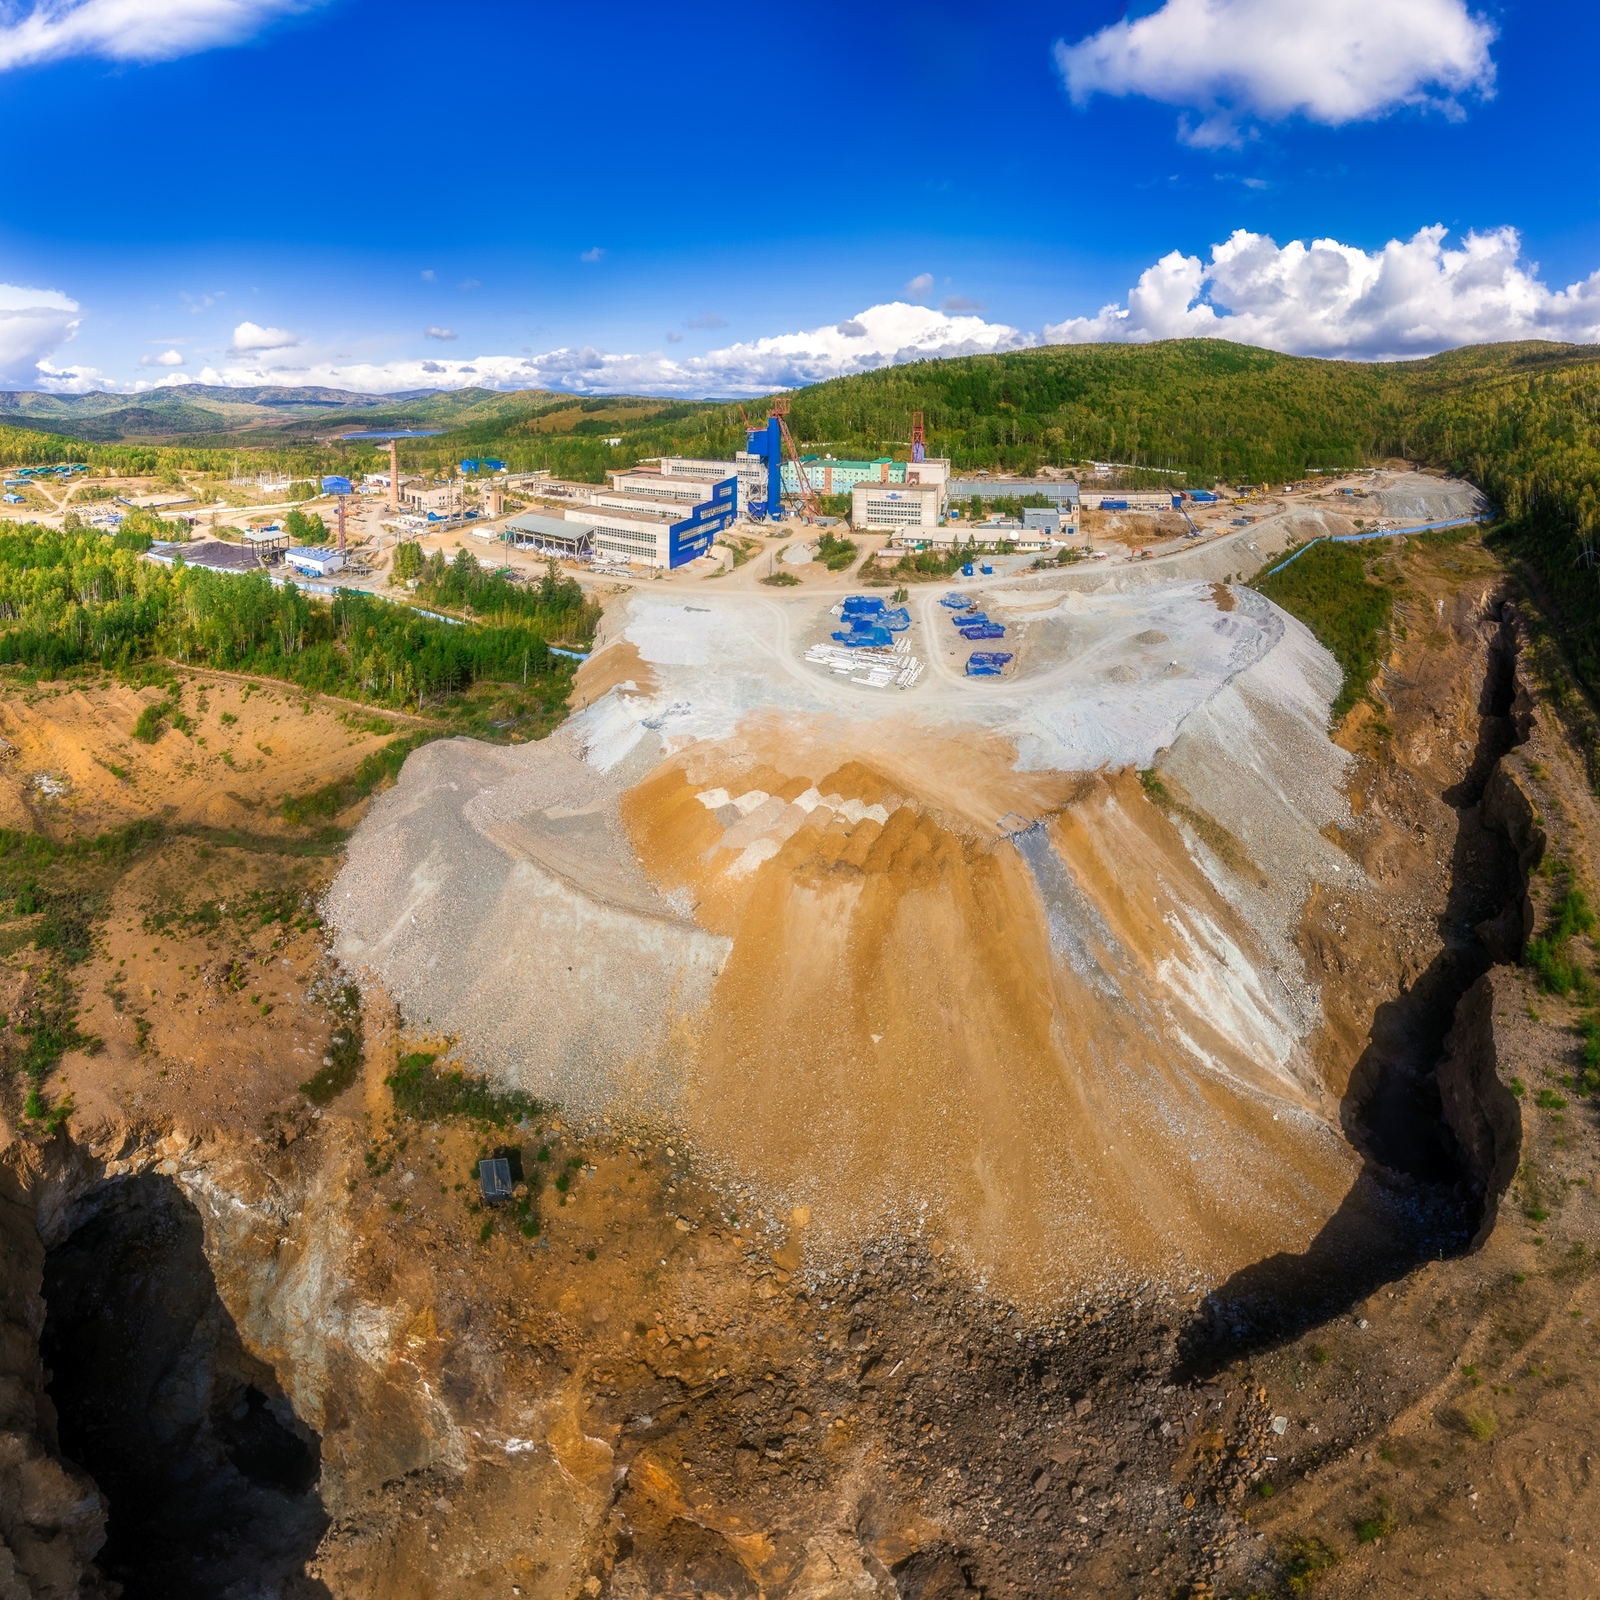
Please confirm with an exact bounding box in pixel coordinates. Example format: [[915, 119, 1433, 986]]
[[505, 512, 594, 539]]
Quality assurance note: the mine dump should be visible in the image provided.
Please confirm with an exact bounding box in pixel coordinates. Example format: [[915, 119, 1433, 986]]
[[332, 570, 1367, 1299]]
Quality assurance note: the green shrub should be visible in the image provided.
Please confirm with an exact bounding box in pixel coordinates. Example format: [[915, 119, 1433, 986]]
[[816, 531, 858, 571], [1353, 1496, 1396, 1544], [386, 1051, 547, 1125], [299, 983, 363, 1105], [133, 700, 170, 743], [1282, 1536, 1340, 1594]]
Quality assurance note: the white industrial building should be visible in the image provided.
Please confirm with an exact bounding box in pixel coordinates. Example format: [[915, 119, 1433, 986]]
[[285, 546, 345, 577], [1080, 489, 1177, 512], [851, 480, 942, 535], [653, 455, 771, 515]]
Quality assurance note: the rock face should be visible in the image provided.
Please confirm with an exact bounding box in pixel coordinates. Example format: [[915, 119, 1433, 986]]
[[1436, 972, 1525, 1246], [0, 1148, 108, 1600]]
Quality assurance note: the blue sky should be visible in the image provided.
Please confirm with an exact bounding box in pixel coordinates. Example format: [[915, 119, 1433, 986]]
[[1, 0, 1597, 395]]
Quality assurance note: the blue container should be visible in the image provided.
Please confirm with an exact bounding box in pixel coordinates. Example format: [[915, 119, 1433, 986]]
[[981, 564, 993, 574], [961, 563, 974, 577]]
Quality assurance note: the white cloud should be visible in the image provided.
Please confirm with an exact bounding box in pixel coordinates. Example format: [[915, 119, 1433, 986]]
[[140, 347, 185, 367], [904, 272, 934, 298], [1057, 0, 1496, 147], [420, 268, 436, 282], [423, 326, 456, 341], [579, 248, 604, 264], [34, 358, 111, 393], [160, 301, 1030, 398], [230, 319, 296, 351], [1044, 226, 1600, 361], [0, 281, 80, 383], [0, 0, 317, 73]]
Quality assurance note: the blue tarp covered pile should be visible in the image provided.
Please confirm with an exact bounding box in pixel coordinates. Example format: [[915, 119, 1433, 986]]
[[966, 651, 1013, 676], [832, 595, 901, 648], [952, 611, 989, 628], [940, 592, 972, 609], [960, 623, 1006, 640]]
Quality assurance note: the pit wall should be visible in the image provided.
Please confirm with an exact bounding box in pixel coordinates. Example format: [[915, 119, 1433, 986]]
[[1434, 606, 1553, 1246], [0, 1139, 108, 1600]]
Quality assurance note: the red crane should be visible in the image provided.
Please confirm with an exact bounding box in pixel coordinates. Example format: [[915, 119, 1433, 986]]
[[770, 398, 821, 519], [911, 409, 926, 463]]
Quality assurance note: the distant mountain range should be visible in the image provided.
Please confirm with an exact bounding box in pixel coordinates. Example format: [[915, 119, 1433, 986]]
[[0, 384, 585, 443]]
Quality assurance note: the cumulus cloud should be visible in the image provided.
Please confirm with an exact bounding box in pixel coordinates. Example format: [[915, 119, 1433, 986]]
[[579, 247, 604, 264], [230, 319, 296, 352], [1057, 0, 1496, 147], [34, 358, 110, 393], [140, 348, 185, 366], [904, 272, 934, 298], [423, 326, 456, 341], [0, 281, 80, 383], [420, 268, 436, 282], [1044, 226, 1600, 361], [0, 0, 318, 73], [162, 301, 1030, 398]]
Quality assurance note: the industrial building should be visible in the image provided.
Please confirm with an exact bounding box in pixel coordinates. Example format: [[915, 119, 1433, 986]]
[[564, 473, 736, 570], [783, 456, 905, 496], [400, 480, 464, 515], [1080, 489, 1178, 512], [285, 547, 345, 577], [851, 480, 942, 534]]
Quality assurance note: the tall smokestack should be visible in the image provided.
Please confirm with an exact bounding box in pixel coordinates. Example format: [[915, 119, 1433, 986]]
[[388, 438, 399, 514]]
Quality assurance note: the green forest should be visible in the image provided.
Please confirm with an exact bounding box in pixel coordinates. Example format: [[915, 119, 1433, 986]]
[[0, 521, 595, 734]]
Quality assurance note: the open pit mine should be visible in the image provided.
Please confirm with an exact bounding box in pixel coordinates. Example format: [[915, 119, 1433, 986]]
[[7, 477, 1600, 1600]]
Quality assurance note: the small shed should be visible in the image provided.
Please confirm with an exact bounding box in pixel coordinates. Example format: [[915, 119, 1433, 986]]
[[478, 1157, 514, 1204]]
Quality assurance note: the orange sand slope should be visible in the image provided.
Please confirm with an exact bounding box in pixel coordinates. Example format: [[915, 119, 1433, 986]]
[[333, 575, 1360, 1300]]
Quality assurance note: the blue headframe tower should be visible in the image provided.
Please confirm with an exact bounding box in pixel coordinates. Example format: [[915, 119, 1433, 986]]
[[745, 415, 784, 518]]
